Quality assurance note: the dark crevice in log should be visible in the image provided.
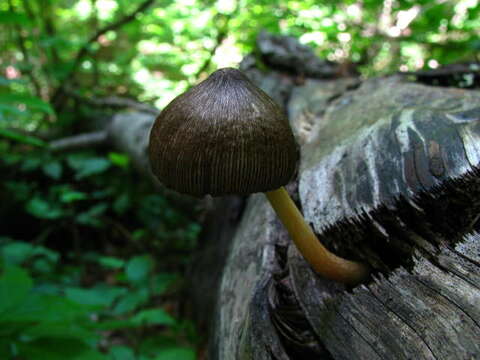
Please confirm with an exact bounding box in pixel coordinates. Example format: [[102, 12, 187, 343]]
[[256, 31, 339, 80], [331, 300, 384, 360], [237, 276, 291, 360], [315, 166, 480, 282], [407, 63, 480, 89], [265, 347, 279, 360], [321, 298, 383, 360], [267, 202, 334, 359], [269, 272, 332, 359], [324, 80, 362, 107], [274, 244, 289, 271]]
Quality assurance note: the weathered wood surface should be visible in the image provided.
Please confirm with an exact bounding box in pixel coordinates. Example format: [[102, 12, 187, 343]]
[[205, 34, 480, 359]]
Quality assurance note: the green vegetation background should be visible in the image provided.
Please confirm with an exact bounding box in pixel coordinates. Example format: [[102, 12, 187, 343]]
[[0, 0, 478, 359]]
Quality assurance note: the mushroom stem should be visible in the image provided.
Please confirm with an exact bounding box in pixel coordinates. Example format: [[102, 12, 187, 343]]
[[265, 187, 370, 286]]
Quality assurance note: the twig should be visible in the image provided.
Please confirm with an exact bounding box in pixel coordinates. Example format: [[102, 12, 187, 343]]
[[70, 0, 156, 75], [65, 88, 159, 115], [194, 14, 233, 79], [49, 130, 109, 152], [52, 0, 156, 109]]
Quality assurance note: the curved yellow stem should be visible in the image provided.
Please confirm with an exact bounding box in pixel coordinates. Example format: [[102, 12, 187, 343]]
[[265, 187, 370, 286]]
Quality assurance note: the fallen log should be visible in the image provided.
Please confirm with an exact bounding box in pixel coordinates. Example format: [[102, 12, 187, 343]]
[[202, 34, 480, 359]]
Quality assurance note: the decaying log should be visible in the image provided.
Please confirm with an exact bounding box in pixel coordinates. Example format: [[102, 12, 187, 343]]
[[202, 33, 480, 359], [108, 111, 156, 177], [256, 30, 339, 78]]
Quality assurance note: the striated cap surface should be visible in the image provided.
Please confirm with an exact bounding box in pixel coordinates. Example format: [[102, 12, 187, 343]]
[[148, 67, 299, 196]]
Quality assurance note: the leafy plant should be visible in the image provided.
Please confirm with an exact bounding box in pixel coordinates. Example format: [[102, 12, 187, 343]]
[[0, 238, 196, 359], [0, 139, 200, 360]]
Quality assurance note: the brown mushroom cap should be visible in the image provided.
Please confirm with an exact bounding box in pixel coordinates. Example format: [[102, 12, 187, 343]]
[[148, 67, 298, 196]]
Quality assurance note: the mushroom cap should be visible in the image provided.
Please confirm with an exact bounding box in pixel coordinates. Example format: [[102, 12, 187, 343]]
[[148, 67, 299, 196]]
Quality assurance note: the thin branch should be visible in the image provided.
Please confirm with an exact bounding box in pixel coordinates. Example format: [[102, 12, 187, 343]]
[[70, 0, 156, 75], [194, 14, 233, 79], [52, 0, 156, 108], [65, 88, 159, 115], [49, 130, 109, 152]]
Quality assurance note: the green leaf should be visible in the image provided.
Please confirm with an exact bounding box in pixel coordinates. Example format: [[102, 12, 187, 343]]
[[154, 347, 195, 360], [22, 321, 96, 341], [91, 188, 114, 199], [108, 345, 135, 360], [76, 203, 108, 227], [25, 294, 89, 323], [125, 255, 153, 283], [17, 338, 106, 360], [0, 93, 54, 114], [108, 152, 129, 168], [1, 240, 59, 267], [113, 193, 130, 215], [67, 155, 111, 180], [26, 197, 64, 220], [97, 256, 125, 269], [152, 273, 177, 295], [132, 229, 147, 241], [0, 293, 91, 335], [1, 241, 34, 265], [66, 285, 126, 308], [113, 287, 149, 315], [138, 336, 178, 358], [0, 267, 32, 315], [60, 190, 88, 203], [31, 257, 56, 274], [131, 308, 176, 327], [43, 161, 63, 179], [0, 128, 47, 147], [21, 156, 43, 171]]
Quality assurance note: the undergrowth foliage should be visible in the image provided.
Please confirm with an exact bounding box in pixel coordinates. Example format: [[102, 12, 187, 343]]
[[0, 141, 200, 359]]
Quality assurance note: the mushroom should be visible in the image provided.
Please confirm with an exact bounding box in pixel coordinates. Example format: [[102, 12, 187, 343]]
[[148, 68, 370, 286]]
